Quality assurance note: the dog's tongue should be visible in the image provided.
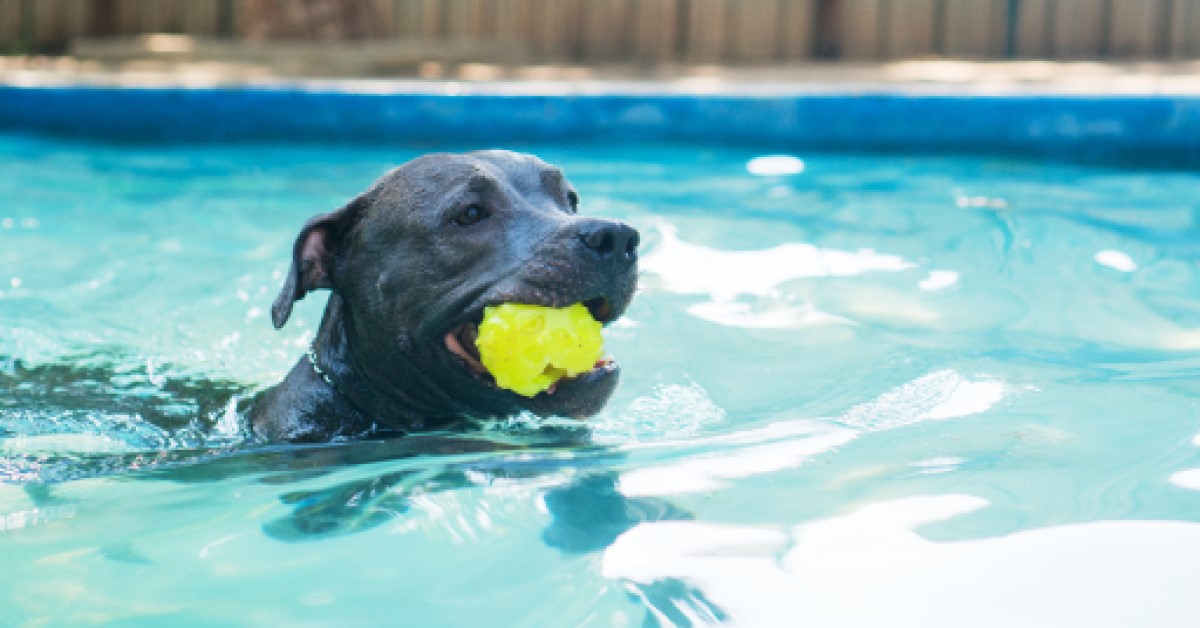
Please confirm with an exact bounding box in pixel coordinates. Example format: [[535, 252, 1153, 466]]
[[445, 324, 487, 375]]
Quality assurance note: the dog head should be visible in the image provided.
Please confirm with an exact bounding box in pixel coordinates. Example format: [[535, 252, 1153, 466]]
[[271, 150, 639, 423]]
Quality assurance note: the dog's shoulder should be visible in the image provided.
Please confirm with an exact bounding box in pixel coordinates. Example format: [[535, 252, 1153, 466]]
[[250, 359, 368, 443]]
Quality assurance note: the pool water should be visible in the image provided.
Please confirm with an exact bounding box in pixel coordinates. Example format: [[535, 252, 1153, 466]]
[[2, 135, 1200, 626]]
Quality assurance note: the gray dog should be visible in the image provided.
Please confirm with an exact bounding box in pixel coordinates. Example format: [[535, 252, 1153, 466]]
[[250, 150, 640, 442]]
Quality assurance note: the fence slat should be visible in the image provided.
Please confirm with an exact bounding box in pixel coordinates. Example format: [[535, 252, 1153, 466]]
[[840, 0, 883, 58], [778, 0, 814, 59], [944, 0, 1008, 57], [14, 0, 1200, 62], [182, 0, 217, 37], [729, 0, 780, 62], [33, 0, 63, 47], [1110, 1, 1164, 58], [1015, 0, 1052, 57], [1052, 0, 1106, 58], [0, 0, 20, 51], [372, 0, 395, 37], [581, 0, 627, 60], [1168, 0, 1200, 57], [493, 0, 532, 42], [884, 0, 936, 57], [444, 0, 487, 38], [63, 0, 88, 40], [632, 0, 677, 62], [533, 0, 581, 59], [445, 0, 469, 38], [418, 0, 442, 39], [136, 0, 160, 32], [687, 0, 728, 62], [390, 0, 421, 37]]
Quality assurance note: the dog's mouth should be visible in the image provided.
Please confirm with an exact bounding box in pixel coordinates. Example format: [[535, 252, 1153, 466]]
[[443, 295, 619, 397]]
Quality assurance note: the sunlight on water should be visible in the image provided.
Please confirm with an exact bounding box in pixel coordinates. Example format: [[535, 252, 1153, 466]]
[[603, 495, 1200, 627], [2, 138, 1200, 625]]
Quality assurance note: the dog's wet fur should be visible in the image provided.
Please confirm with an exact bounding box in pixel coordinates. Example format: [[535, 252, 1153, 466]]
[[6, 157, 713, 620], [250, 150, 640, 443]]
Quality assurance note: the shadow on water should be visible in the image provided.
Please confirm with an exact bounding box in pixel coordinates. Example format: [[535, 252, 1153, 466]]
[[2, 352, 712, 624]]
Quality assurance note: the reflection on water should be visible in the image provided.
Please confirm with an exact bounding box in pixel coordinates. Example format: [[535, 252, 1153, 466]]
[[1, 351, 252, 483], [617, 369, 1004, 498], [642, 222, 914, 300], [3, 141, 1200, 625], [604, 494, 1200, 627]]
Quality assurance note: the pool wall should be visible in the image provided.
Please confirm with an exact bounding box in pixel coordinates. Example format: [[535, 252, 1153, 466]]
[[3, 83, 1200, 165]]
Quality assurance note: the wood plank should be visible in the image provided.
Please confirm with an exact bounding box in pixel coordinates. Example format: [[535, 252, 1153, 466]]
[[494, 0, 533, 42], [839, 0, 883, 59], [62, 0, 89, 40], [371, 0, 394, 36], [443, 0, 488, 38], [687, 0, 727, 62], [885, 0, 936, 57], [1173, 0, 1200, 57], [631, 0, 674, 61], [444, 0, 470, 37], [137, 0, 163, 32], [228, 0, 247, 38], [423, 0, 444, 39], [165, 0, 187, 32], [1052, 0, 1106, 58], [1015, 0, 1052, 57], [778, 0, 814, 60], [1109, 0, 1164, 58], [728, 0, 781, 62], [943, 0, 1008, 57], [391, 0, 423, 37], [533, 0, 579, 60], [182, 0, 218, 37], [36, 0, 68, 46], [113, 0, 137, 35], [581, 0, 625, 59], [0, 0, 18, 51], [1168, 0, 1199, 57]]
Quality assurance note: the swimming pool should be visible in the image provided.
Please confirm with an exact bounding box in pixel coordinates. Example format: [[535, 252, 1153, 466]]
[[2, 87, 1200, 625]]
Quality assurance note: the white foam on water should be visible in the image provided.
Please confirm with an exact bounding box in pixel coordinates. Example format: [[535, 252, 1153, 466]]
[[839, 370, 1005, 431], [746, 155, 805, 176], [1094, 249, 1137, 272], [642, 223, 915, 302], [686, 301, 850, 329], [603, 494, 1200, 627], [617, 370, 1004, 497], [1169, 469, 1200, 490], [919, 270, 960, 291], [591, 383, 727, 445], [617, 423, 857, 497]]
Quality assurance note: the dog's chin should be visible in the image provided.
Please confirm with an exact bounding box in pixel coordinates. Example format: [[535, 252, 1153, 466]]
[[521, 361, 619, 418]]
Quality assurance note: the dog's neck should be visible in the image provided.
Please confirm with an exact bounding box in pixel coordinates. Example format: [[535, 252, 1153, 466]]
[[308, 294, 466, 435]]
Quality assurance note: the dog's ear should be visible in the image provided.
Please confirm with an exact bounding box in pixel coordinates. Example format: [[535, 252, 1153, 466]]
[[271, 196, 366, 329]]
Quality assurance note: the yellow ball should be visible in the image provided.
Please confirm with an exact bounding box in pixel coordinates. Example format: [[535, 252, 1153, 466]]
[[474, 302, 605, 397]]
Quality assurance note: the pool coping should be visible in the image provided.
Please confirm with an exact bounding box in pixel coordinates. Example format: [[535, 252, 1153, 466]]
[[2, 77, 1200, 166]]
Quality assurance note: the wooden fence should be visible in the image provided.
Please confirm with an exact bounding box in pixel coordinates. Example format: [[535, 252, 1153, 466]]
[[2, 0, 1199, 62]]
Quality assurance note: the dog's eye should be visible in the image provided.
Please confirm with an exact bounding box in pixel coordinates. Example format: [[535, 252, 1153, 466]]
[[454, 204, 489, 226], [567, 191, 579, 213]]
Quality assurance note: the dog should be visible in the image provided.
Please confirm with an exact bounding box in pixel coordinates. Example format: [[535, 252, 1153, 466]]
[[249, 150, 640, 443]]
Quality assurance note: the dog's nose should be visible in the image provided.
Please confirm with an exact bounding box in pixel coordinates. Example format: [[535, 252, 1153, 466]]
[[578, 221, 640, 263]]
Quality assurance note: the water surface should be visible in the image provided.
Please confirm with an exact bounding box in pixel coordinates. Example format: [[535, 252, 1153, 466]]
[[2, 136, 1199, 626]]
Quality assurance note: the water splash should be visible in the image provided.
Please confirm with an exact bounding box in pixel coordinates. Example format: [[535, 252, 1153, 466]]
[[591, 382, 726, 445], [1, 352, 255, 483]]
